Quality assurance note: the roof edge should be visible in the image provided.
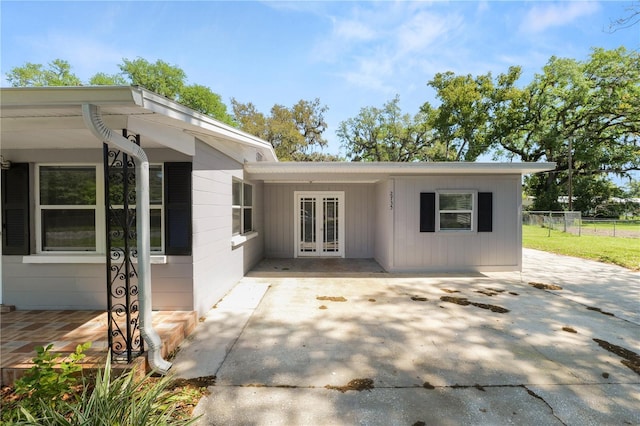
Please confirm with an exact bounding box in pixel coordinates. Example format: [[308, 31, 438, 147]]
[[245, 161, 556, 176], [0, 86, 278, 162]]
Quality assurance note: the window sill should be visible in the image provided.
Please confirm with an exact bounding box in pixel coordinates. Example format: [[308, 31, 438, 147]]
[[22, 255, 168, 264], [231, 231, 259, 248]]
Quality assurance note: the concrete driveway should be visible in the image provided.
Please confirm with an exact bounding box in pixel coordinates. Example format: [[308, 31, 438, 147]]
[[172, 249, 640, 425]]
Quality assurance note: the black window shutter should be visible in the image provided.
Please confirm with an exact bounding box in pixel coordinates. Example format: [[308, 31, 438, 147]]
[[164, 162, 192, 255], [420, 192, 436, 232], [2, 163, 30, 255], [477, 192, 493, 232]]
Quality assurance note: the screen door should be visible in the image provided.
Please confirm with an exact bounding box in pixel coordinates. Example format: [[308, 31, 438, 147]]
[[295, 192, 344, 257]]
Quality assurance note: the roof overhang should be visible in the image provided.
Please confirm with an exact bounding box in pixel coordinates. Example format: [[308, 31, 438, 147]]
[[245, 161, 556, 183], [0, 86, 277, 163]]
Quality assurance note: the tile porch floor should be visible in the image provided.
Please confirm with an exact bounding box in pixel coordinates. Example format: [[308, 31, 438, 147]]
[[0, 310, 197, 386]]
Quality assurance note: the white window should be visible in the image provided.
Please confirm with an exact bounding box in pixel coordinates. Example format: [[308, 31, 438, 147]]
[[437, 191, 475, 231], [232, 179, 253, 235], [36, 164, 164, 253], [37, 165, 101, 252]]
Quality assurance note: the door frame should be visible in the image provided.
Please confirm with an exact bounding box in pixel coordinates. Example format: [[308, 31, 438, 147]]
[[294, 191, 345, 258]]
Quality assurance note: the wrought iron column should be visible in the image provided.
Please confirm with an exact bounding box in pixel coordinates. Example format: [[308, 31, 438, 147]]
[[103, 130, 143, 363]]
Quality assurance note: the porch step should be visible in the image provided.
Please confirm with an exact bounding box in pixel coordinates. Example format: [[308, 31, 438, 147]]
[[1, 310, 198, 386]]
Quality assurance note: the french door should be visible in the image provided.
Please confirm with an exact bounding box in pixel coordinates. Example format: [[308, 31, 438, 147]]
[[295, 192, 345, 257]]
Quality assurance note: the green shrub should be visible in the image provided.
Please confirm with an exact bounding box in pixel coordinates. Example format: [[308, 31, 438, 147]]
[[3, 346, 195, 426], [16, 342, 90, 403], [14, 353, 198, 425], [3, 344, 201, 425]]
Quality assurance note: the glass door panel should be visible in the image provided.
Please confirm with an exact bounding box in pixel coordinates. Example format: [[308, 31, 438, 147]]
[[300, 197, 316, 253], [322, 197, 339, 254], [295, 192, 344, 257]]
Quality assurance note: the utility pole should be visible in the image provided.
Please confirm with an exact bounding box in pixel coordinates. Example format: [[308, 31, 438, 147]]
[[568, 137, 573, 211]]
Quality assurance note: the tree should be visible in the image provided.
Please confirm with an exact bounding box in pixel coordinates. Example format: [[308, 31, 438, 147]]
[[503, 47, 640, 210], [88, 72, 127, 86], [118, 58, 186, 99], [427, 71, 495, 161], [119, 58, 234, 125], [6, 59, 81, 87], [179, 84, 235, 126], [626, 180, 640, 198], [337, 96, 438, 162], [6, 57, 235, 125], [608, 1, 640, 32], [231, 98, 339, 161]]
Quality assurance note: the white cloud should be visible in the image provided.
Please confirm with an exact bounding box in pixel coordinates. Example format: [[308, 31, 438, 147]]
[[520, 1, 601, 33], [311, 3, 464, 94], [10, 31, 133, 82], [334, 19, 376, 42], [396, 12, 451, 55], [339, 54, 396, 94]]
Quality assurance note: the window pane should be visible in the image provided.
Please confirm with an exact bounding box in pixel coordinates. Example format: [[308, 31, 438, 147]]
[[149, 165, 163, 205], [440, 213, 472, 230], [243, 183, 253, 207], [108, 209, 163, 252], [42, 209, 95, 251], [40, 166, 96, 205], [439, 193, 472, 211], [232, 207, 241, 234], [150, 209, 162, 251], [243, 208, 253, 233], [232, 181, 241, 206]]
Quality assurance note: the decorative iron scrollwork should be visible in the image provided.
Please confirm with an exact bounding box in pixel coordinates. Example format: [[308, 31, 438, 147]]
[[103, 130, 144, 363]]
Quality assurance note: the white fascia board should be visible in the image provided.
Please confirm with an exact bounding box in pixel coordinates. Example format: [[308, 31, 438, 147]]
[[138, 89, 277, 162], [0, 86, 141, 108], [245, 161, 556, 180]]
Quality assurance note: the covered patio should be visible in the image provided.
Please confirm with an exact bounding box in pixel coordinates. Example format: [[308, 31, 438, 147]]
[[0, 310, 197, 386]]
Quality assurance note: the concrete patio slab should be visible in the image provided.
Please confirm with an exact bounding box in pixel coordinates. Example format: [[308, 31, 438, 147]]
[[172, 249, 640, 425]]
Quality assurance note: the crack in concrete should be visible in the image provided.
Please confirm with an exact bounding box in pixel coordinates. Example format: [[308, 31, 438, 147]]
[[523, 385, 567, 426]]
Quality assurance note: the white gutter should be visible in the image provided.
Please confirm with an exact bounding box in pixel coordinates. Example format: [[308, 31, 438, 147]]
[[81, 103, 171, 375]]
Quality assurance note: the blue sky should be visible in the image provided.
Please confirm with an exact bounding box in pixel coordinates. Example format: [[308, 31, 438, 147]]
[[1, 1, 638, 157]]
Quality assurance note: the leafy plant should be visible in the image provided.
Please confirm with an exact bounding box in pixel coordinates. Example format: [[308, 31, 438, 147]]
[[14, 342, 90, 403], [17, 354, 199, 426]]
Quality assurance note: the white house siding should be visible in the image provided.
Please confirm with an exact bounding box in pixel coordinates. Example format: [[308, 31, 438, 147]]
[[374, 179, 394, 270], [2, 258, 106, 309], [1, 147, 195, 311], [191, 140, 264, 317], [263, 183, 376, 258], [1, 257, 193, 310], [391, 175, 522, 272]]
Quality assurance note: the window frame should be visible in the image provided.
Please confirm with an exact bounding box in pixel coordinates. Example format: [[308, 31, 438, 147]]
[[35, 164, 105, 254], [232, 178, 254, 236], [35, 163, 166, 254], [436, 190, 477, 232]]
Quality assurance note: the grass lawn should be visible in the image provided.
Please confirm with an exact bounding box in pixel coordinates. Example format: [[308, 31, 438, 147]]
[[522, 225, 640, 271]]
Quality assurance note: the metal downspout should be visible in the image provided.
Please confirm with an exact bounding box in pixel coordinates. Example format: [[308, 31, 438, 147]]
[[81, 103, 172, 374]]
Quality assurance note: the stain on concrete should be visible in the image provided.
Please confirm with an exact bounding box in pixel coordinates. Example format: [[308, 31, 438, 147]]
[[593, 338, 640, 376], [587, 307, 615, 317], [325, 378, 374, 393], [316, 296, 347, 302], [440, 296, 510, 313], [529, 282, 563, 290]]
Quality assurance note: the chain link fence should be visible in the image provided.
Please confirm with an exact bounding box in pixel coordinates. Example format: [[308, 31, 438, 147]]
[[523, 211, 640, 238]]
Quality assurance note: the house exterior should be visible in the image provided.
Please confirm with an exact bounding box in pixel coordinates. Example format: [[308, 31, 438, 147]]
[[1, 86, 554, 319]]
